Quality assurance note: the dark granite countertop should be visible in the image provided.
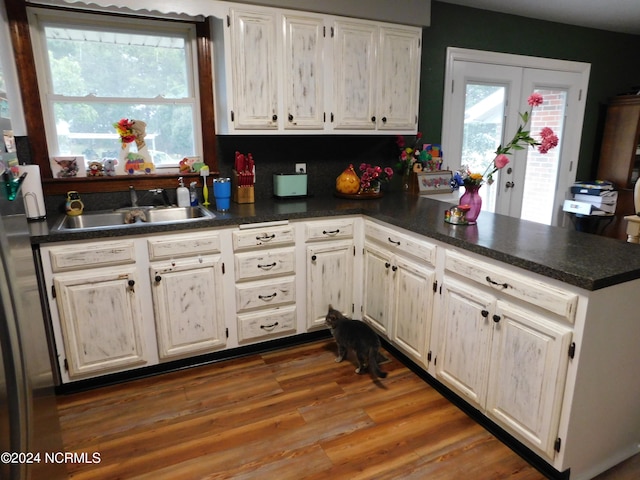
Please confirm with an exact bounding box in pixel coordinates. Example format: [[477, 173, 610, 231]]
[[30, 192, 640, 291]]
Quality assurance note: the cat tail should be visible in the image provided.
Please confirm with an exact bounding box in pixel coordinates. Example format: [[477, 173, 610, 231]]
[[369, 349, 388, 378]]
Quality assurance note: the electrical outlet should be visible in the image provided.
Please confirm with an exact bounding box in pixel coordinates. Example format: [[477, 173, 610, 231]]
[[295, 163, 307, 173]]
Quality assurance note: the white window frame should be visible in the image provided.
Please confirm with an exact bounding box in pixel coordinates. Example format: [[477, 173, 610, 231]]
[[27, 7, 203, 165]]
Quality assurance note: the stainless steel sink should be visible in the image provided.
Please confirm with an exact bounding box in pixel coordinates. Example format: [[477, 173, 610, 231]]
[[52, 206, 216, 232]]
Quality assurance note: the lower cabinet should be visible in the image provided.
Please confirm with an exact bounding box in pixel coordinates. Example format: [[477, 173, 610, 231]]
[[435, 250, 575, 460], [150, 255, 226, 360], [53, 266, 149, 379]]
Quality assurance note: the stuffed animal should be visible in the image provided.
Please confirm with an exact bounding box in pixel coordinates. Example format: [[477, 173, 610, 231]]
[[179, 157, 192, 173], [87, 161, 104, 176], [102, 158, 118, 176]]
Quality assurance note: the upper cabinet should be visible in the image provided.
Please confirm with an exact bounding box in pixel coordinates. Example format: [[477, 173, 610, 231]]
[[214, 5, 422, 134]]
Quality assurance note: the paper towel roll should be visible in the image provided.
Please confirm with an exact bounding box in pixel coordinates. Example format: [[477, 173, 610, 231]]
[[17, 164, 46, 220]]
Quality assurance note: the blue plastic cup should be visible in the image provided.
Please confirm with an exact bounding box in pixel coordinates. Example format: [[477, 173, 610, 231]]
[[213, 177, 231, 212]]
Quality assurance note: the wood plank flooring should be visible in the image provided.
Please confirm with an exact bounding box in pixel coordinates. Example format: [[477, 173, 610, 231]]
[[56, 339, 638, 479]]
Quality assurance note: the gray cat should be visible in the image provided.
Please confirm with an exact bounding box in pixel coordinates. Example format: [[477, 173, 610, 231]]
[[325, 305, 387, 379]]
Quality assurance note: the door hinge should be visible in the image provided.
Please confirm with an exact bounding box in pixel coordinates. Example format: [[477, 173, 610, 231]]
[[323, 26, 326, 37], [578, 89, 582, 101], [222, 262, 226, 275], [352, 303, 355, 314], [331, 26, 334, 38], [227, 15, 230, 27], [568, 342, 576, 359], [353, 245, 356, 256], [226, 328, 229, 338], [554, 437, 562, 452], [323, 112, 326, 123], [230, 110, 234, 122], [432, 280, 438, 292], [427, 350, 432, 362], [51, 285, 56, 298], [63, 358, 68, 371], [330, 112, 334, 122]]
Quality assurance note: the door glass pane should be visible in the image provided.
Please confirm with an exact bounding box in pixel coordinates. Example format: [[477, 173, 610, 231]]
[[520, 88, 566, 225], [462, 83, 506, 212]]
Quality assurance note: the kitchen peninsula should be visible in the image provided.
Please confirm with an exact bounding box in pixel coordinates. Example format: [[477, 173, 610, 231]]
[[31, 192, 640, 480]]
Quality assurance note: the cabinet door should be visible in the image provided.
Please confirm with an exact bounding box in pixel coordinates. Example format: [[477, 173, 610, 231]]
[[362, 242, 393, 335], [54, 267, 147, 379], [486, 301, 572, 459], [283, 13, 325, 130], [150, 256, 226, 360], [391, 256, 434, 366], [230, 8, 278, 129], [436, 278, 495, 407], [377, 25, 421, 131], [332, 20, 377, 130], [306, 240, 354, 329]]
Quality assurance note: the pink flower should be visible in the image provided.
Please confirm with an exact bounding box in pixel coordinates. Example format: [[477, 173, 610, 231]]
[[494, 154, 510, 169], [395, 135, 406, 149], [540, 127, 554, 139], [416, 132, 422, 140], [527, 93, 544, 107], [538, 134, 559, 154]]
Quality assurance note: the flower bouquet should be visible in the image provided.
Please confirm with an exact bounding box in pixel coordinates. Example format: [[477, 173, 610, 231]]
[[358, 163, 394, 193]]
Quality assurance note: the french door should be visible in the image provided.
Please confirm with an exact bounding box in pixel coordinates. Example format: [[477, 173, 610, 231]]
[[442, 48, 590, 226]]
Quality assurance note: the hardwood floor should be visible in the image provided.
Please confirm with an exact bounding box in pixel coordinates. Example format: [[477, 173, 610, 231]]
[[56, 339, 638, 479]]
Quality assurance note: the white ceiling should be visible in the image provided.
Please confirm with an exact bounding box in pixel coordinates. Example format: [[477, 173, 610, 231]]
[[438, 0, 640, 35]]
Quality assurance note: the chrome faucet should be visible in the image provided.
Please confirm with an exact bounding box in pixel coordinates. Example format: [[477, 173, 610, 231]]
[[129, 185, 138, 207], [149, 188, 172, 207]]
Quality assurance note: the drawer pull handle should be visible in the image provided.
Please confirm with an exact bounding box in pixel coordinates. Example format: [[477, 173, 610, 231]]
[[260, 322, 279, 331], [481, 310, 489, 318], [492, 314, 501, 323], [486, 276, 510, 289], [388, 237, 401, 246], [257, 262, 277, 270], [256, 233, 276, 241], [323, 229, 340, 235], [258, 293, 277, 300]]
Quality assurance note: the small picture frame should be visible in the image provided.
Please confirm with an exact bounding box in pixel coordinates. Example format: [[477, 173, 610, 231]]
[[417, 170, 452, 194]]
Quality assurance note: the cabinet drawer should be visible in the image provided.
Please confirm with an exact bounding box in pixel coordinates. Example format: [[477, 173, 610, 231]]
[[365, 221, 436, 265], [305, 218, 354, 241], [445, 249, 578, 322], [47, 240, 136, 272], [237, 306, 297, 342], [233, 224, 295, 250], [147, 231, 221, 260], [236, 276, 296, 312], [234, 248, 295, 280]]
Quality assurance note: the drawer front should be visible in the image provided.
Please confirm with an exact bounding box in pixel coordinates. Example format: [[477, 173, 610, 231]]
[[236, 277, 296, 312], [234, 248, 295, 281], [445, 249, 578, 322], [305, 219, 354, 241], [237, 306, 297, 342], [48, 240, 136, 272], [365, 221, 436, 266], [233, 225, 295, 250], [148, 231, 221, 260]]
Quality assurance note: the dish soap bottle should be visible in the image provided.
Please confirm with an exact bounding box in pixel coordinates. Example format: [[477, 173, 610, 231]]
[[176, 177, 190, 207]]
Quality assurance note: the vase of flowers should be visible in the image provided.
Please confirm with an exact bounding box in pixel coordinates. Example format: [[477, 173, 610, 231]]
[[358, 163, 394, 194], [396, 132, 424, 190], [451, 93, 559, 223]]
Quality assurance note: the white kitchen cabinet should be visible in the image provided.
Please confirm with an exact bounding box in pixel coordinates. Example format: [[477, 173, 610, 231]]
[[332, 19, 421, 131], [362, 221, 436, 365], [228, 8, 278, 130], [304, 218, 356, 329], [216, 5, 420, 134], [282, 13, 326, 130], [233, 223, 298, 344], [150, 256, 226, 360], [53, 267, 148, 380], [434, 249, 575, 460]]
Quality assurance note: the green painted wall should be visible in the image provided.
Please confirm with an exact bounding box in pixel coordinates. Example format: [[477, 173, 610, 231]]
[[420, 1, 640, 180]]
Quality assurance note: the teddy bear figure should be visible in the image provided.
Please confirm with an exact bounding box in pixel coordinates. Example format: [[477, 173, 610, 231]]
[[87, 161, 104, 176]]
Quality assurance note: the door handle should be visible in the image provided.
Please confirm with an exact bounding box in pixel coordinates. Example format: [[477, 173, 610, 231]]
[[505, 181, 515, 188]]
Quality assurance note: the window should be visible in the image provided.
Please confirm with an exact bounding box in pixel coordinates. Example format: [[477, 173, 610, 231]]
[[29, 8, 202, 169]]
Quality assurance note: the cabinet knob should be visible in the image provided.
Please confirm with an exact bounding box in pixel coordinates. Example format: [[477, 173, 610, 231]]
[[381, 116, 387, 123], [481, 310, 489, 318], [385, 262, 391, 269], [492, 314, 501, 323], [371, 116, 376, 122], [311, 255, 317, 261], [392, 265, 398, 272], [155, 275, 162, 283], [272, 114, 278, 121], [128, 279, 135, 287], [288, 114, 294, 122]]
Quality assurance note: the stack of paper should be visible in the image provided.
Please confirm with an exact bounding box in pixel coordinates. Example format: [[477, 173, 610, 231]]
[[564, 181, 617, 215]]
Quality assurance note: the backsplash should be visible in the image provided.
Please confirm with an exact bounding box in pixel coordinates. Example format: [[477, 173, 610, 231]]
[[38, 135, 404, 216]]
